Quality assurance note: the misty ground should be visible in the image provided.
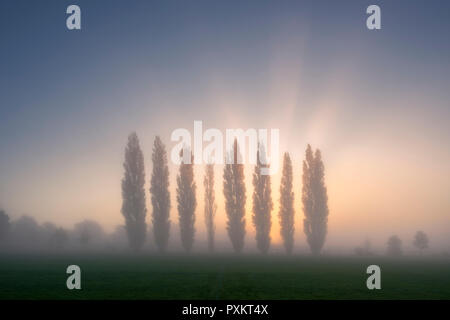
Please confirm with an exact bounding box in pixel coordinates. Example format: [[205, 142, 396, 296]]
[[1, 254, 449, 299]]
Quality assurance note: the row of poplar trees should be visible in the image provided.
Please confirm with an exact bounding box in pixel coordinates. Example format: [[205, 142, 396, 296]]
[[121, 133, 329, 255]]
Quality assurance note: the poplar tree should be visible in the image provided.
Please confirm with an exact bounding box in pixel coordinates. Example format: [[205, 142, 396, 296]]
[[302, 145, 329, 255], [223, 139, 246, 253], [176, 149, 196, 252], [252, 145, 273, 254], [150, 136, 171, 253], [279, 152, 295, 254], [121, 133, 147, 251], [204, 163, 217, 252]]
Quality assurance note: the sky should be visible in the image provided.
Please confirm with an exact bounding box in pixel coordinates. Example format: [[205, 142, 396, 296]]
[[1, 0, 450, 252]]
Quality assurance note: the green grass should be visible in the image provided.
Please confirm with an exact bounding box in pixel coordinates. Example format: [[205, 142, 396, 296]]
[[0, 253, 449, 299]]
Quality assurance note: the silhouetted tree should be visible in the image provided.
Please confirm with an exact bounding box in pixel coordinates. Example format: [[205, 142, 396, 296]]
[[413, 231, 429, 253], [74, 220, 104, 246], [176, 149, 196, 252], [150, 136, 171, 253], [204, 163, 216, 252], [252, 145, 273, 254], [121, 132, 147, 251], [223, 139, 246, 253], [0, 210, 11, 242], [279, 153, 295, 254], [387, 235, 403, 256], [302, 145, 329, 255]]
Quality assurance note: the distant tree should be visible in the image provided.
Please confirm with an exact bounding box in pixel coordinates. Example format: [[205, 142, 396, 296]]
[[176, 149, 196, 252], [252, 145, 273, 254], [42, 222, 57, 244], [279, 153, 295, 254], [111, 225, 127, 243], [49, 227, 69, 250], [12, 215, 41, 245], [150, 136, 171, 253], [42, 222, 57, 232], [387, 235, 403, 256], [121, 132, 147, 251], [302, 145, 329, 255], [0, 210, 11, 242], [74, 220, 104, 246], [80, 228, 89, 245], [413, 231, 429, 253], [41, 222, 69, 250], [204, 163, 217, 252], [223, 139, 246, 253]]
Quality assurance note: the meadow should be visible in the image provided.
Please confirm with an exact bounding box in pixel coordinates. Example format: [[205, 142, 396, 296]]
[[0, 253, 449, 300]]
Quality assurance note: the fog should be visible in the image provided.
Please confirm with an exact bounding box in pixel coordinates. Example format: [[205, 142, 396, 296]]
[[0, 210, 448, 257], [1, 0, 450, 259]]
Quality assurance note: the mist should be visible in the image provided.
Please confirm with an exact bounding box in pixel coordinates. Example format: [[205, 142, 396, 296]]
[[1, 0, 450, 259], [1, 176, 448, 257]]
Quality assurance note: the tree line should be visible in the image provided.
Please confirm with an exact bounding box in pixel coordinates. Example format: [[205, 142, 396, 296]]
[[0, 215, 109, 250], [0, 209, 429, 255], [121, 132, 329, 255], [0, 132, 431, 256]]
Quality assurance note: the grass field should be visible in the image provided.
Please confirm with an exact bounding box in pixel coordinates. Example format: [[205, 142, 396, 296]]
[[0, 253, 449, 300]]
